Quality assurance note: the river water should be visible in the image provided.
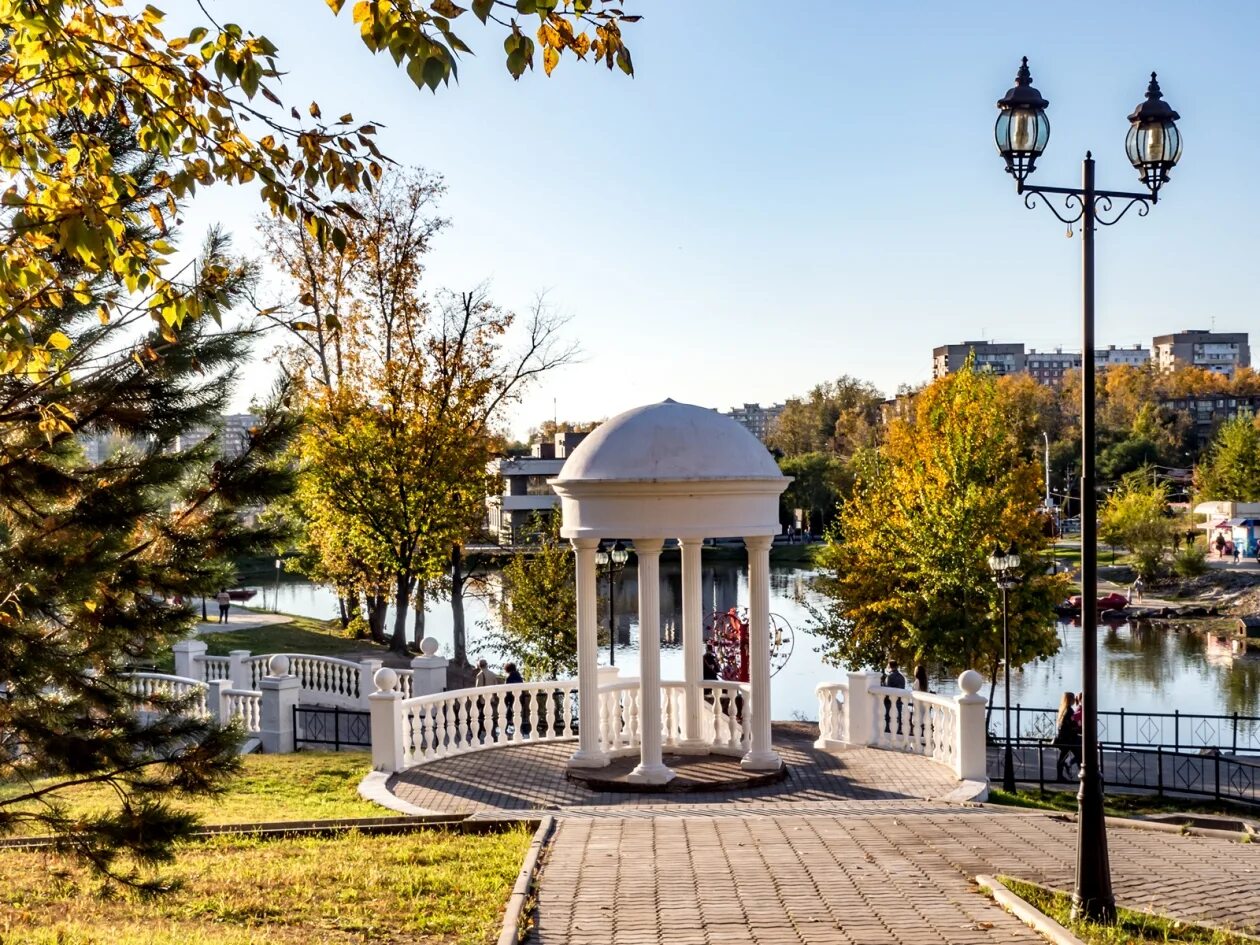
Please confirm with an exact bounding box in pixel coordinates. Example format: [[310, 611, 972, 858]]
[[245, 558, 1260, 722]]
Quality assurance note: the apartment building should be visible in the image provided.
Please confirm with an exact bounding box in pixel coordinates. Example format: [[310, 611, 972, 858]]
[[1160, 393, 1260, 447], [485, 431, 590, 545], [722, 402, 785, 442], [1026, 348, 1079, 385], [932, 342, 1025, 379], [1152, 330, 1251, 378]]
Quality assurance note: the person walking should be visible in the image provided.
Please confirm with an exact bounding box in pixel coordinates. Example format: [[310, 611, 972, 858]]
[[1215, 534, 1226, 558], [503, 662, 524, 733], [1054, 691, 1082, 782], [215, 588, 231, 624], [882, 660, 908, 735], [1131, 575, 1144, 603], [1233, 542, 1241, 564]]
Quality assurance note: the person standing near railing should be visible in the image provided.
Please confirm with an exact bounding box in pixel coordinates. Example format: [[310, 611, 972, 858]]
[[504, 662, 523, 734], [1055, 691, 1082, 782]]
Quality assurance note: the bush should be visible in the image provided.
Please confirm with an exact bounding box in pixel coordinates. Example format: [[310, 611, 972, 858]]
[[1173, 545, 1208, 577]]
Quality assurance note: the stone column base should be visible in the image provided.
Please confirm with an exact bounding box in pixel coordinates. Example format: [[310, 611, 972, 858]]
[[740, 750, 783, 772], [626, 762, 676, 784], [670, 739, 712, 755], [567, 748, 610, 769]]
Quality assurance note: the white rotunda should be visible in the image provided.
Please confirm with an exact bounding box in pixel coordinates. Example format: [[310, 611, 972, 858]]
[[550, 399, 791, 783]]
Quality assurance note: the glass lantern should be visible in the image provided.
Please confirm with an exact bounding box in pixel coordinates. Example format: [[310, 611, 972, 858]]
[[1126, 73, 1182, 196], [996, 57, 1050, 184]]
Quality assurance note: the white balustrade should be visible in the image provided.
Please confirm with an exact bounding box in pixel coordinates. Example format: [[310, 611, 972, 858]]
[[197, 656, 231, 682], [812, 671, 988, 782], [396, 669, 414, 699], [123, 673, 208, 719], [814, 681, 848, 750], [222, 689, 263, 733], [596, 679, 749, 759], [399, 680, 581, 767]]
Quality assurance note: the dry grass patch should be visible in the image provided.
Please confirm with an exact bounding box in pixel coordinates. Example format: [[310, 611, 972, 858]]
[[0, 826, 532, 945]]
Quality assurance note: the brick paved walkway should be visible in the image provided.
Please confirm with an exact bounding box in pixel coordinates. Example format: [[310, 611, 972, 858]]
[[531, 812, 1260, 944], [387, 723, 962, 816]]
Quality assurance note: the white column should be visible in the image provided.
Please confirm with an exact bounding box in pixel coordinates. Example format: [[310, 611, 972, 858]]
[[678, 537, 707, 752], [568, 537, 607, 768], [741, 535, 781, 771], [172, 639, 207, 680], [953, 669, 988, 782], [409, 637, 448, 696], [844, 670, 882, 746], [259, 655, 299, 754], [628, 538, 674, 783], [369, 667, 406, 773]]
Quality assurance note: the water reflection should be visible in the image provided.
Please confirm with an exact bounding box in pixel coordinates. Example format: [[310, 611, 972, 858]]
[[250, 559, 1260, 721]]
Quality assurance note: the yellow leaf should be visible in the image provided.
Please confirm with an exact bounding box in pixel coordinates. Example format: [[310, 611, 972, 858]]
[[48, 331, 71, 351], [543, 45, 559, 77]]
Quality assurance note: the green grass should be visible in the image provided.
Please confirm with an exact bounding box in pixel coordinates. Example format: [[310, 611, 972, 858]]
[[0, 826, 532, 945], [199, 615, 384, 660], [998, 877, 1255, 944], [4, 753, 385, 827], [988, 787, 1259, 822]]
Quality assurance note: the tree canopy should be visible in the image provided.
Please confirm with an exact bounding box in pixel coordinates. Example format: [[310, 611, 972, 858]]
[[1195, 415, 1260, 503], [810, 362, 1067, 676]]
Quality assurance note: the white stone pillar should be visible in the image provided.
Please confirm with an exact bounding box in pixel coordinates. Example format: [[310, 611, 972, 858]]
[[358, 658, 383, 710], [628, 538, 674, 784], [410, 637, 448, 697], [954, 669, 988, 782], [228, 649, 252, 691], [678, 537, 707, 752], [207, 678, 232, 724], [369, 667, 406, 772], [568, 537, 607, 768], [741, 535, 781, 771], [844, 671, 882, 746], [259, 655, 299, 754], [172, 639, 207, 680]]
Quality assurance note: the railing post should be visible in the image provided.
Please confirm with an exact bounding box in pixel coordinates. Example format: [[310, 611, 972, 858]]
[[410, 637, 448, 697], [1233, 713, 1239, 754], [228, 650, 252, 691], [844, 671, 880, 746], [259, 655, 299, 754], [369, 667, 406, 772], [1157, 745, 1163, 797], [207, 678, 231, 724], [1174, 709, 1180, 753], [173, 639, 207, 680], [358, 658, 383, 710], [1038, 739, 1045, 794], [953, 669, 988, 782], [1215, 753, 1221, 801], [1120, 708, 1125, 751]]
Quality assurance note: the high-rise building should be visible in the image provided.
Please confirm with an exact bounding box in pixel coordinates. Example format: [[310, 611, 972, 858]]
[[721, 403, 785, 442], [1025, 348, 1079, 386], [1152, 330, 1250, 378], [932, 342, 1025, 379]]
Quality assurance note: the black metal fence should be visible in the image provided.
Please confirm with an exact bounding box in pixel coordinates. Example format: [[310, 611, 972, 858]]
[[989, 705, 1260, 754], [294, 705, 372, 751], [986, 739, 1260, 807]]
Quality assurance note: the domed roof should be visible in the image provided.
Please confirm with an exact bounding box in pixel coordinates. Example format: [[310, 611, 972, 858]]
[[555, 399, 783, 483]]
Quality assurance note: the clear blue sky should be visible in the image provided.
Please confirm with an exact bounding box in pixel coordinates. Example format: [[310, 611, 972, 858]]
[[181, 1, 1260, 437]]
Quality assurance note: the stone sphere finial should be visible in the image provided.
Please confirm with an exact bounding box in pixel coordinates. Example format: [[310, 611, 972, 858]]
[[374, 667, 399, 693], [958, 669, 984, 696], [420, 636, 440, 657], [268, 654, 290, 677]]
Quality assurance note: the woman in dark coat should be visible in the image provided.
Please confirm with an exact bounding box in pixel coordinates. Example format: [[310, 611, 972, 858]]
[[1053, 690, 1081, 782]]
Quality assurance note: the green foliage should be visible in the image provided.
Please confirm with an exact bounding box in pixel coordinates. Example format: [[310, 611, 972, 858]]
[[1099, 474, 1174, 579], [0, 0, 641, 378], [778, 451, 850, 533], [1196, 415, 1260, 502], [484, 517, 577, 680], [0, 123, 297, 885], [1173, 544, 1208, 577], [810, 363, 1067, 675], [1098, 436, 1163, 482], [768, 375, 883, 457]]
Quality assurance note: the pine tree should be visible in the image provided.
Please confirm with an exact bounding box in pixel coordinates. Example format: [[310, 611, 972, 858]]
[[0, 118, 295, 887]]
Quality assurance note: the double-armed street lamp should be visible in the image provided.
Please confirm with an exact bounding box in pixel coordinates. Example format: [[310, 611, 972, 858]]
[[595, 540, 629, 666], [987, 544, 1022, 794], [993, 57, 1183, 924]]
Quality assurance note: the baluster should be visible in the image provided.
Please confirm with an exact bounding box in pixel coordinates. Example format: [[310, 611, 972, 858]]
[[627, 690, 640, 748]]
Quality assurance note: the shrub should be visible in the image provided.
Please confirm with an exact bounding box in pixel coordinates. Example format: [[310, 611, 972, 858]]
[[1173, 545, 1208, 577]]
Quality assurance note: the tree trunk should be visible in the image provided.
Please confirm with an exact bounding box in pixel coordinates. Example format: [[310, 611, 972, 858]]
[[451, 544, 468, 667], [390, 572, 414, 655], [338, 595, 349, 630], [413, 578, 426, 648], [367, 592, 388, 643]]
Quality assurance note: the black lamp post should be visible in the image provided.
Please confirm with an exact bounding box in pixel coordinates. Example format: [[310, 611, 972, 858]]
[[595, 540, 629, 666], [994, 57, 1183, 924], [988, 543, 1022, 794]]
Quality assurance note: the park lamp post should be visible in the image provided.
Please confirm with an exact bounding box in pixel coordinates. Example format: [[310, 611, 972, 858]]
[[987, 543, 1021, 795], [994, 57, 1183, 924], [595, 540, 629, 666]]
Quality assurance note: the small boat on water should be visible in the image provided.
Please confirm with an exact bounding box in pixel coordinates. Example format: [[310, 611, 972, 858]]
[[1056, 592, 1130, 617], [227, 588, 257, 602]]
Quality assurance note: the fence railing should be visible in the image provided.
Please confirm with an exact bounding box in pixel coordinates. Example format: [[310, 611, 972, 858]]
[[987, 738, 1260, 808], [600, 680, 750, 758], [814, 671, 988, 783], [221, 688, 262, 733], [123, 672, 208, 717], [989, 705, 1260, 755], [400, 680, 581, 766]]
